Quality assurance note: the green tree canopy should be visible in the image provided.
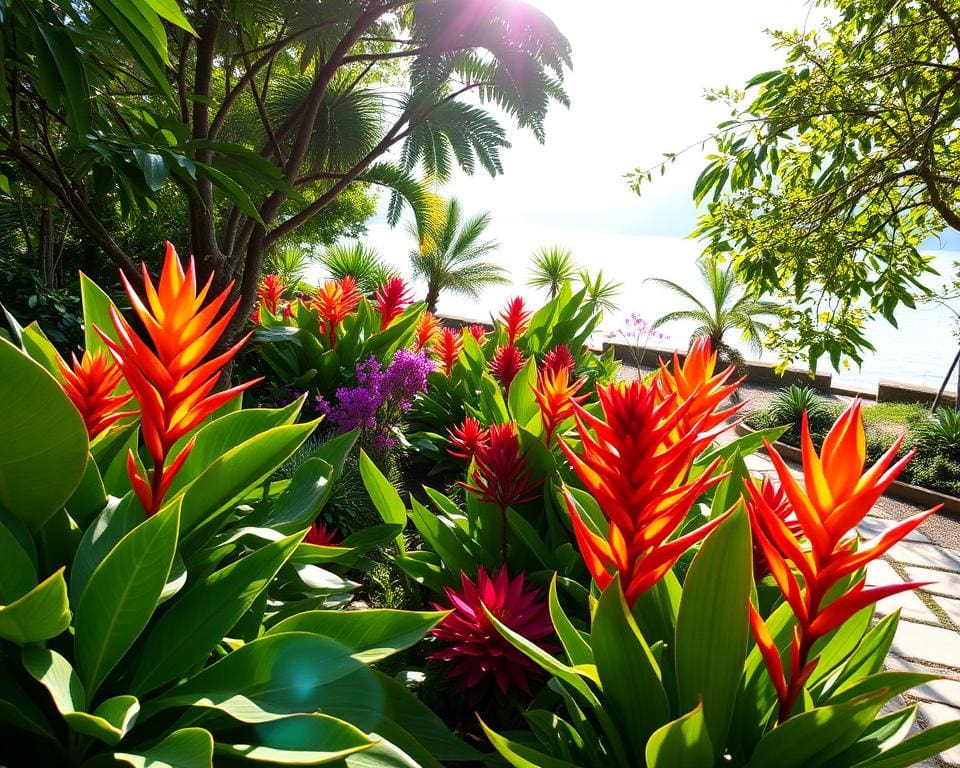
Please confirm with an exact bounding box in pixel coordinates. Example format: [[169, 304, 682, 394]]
[[633, 0, 960, 369]]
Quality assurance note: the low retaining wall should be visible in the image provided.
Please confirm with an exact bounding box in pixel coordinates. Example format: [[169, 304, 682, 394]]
[[878, 380, 956, 409], [734, 423, 960, 516]]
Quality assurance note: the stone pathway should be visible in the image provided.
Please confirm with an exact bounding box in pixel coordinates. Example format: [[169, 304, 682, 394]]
[[741, 449, 960, 767]]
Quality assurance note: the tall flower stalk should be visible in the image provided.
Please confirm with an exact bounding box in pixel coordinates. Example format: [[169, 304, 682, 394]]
[[100, 242, 258, 515], [748, 401, 935, 722]]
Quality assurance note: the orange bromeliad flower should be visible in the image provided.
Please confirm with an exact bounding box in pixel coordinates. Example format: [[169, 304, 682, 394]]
[[257, 274, 286, 316], [749, 476, 801, 581], [654, 336, 742, 438], [560, 379, 731, 606], [466, 324, 488, 346], [313, 276, 361, 347], [100, 242, 259, 516], [433, 327, 464, 376], [532, 365, 587, 443], [499, 296, 531, 345], [748, 400, 936, 722], [375, 276, 413, 330], [58, 350, 137, 440], [414, 311, 440, 351]]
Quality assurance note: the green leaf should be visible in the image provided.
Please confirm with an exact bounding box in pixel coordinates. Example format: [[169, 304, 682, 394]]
[[592, 577, 669, 757], [266, 609, 447, 664], [480, 719, 581, 768], [831, 611, 900, 695], [646, 703, 714, 768], [854, 720, 960, 768], [70, 493, 144, 603], [133, 149, 168, 191], [131, 531, 305, 695], [80, 271, 123, 359], [36, 23, 90, 139], [251, 458, 334, 534], [0, 514, 37, 603], [22, 646, 139, 745], [21, 321, 65, 379], [746, 692, 888, 768], [0, 659, 55, 739], [408, 497, 475, 577], [65, 455, 108, 528], [115, 728, 214, 768], [74, 503, 179, 696], [508, 356, 539, 425], [196, 162, 264, 224], [548, 575, 593, 667], [0, 568, 70, 644], [0, 337, 89, 529], [214, 714, 374, 763], [359, 450, 407, 527], [695, 426, 788, 466], [675, 505, 752, 757], [138, 0, 195, 33]]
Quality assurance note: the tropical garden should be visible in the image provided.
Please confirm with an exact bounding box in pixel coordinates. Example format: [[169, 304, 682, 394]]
[[1, 0, 960, 767]]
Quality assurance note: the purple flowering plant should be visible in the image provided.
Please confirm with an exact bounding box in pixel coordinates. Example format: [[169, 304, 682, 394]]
[[611, 311, 669, 370], [319, 349, 434, 454]]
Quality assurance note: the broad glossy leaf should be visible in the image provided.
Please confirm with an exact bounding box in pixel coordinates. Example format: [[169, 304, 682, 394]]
[[266, 609, 447, 664], [0, 660, 55, 738], [480, 719, 580, 768], [251, 458, 335, 534], [0, 568, 70, 644], [854, 720, 960, 768], [79, 272, 122, 358], [675, 506, 752, 756], [359, 450, 406, 527], [131, 531, 304, 695], [0, 514, 37, 603], [65, 455, 108, 528], [408, 498, 474, 577], [645, 703, 714, 768], [115, 727, 213, 768], [75, 504, 179, 696], [548, 575, 592, 667], [70, 494, 144, 604], [507, 357, 539, 425], [21, 322, 64, 379], [214, 714, 374, 763], [0, 337, 89, 529]]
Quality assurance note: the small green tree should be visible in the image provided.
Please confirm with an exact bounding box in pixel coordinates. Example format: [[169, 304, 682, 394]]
[[319, 242, 398, 294], [409, 198, 508, 312], [527, 245, 578, 298]]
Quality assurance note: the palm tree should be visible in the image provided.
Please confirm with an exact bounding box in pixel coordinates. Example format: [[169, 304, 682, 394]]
[[409, 198, 508, 312], [649, 257, 781, 364], [580, 269, 623, 315], [320, 241, 399, 294], [528, 246, 579, 299]]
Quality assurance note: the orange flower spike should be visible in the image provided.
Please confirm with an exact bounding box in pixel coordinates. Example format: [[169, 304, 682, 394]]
[[655, 335, 743, 438], [58, 350, 137, 440], [433, 327, 464, 376], [749, 399, 938, 722], [100, 242, 260, 516], [414, 311, 440, 351], [499, 296, 531, 345], [257, 274, 286, 315], [532, 365, 588, 443], [560, 378, 730, 606], [313, 276, 361, 347]]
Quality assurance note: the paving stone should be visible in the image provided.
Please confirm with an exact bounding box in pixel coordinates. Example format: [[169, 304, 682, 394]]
[[939, 597, 960, 627], [917, 702, 960, 766], [906, 566, 960, 598], [887, 540, 960, 571], [866, 561, 938, 622], [890, 620, 960, 669], [860, 516, 932, 544], [885, 655, 960, 707]]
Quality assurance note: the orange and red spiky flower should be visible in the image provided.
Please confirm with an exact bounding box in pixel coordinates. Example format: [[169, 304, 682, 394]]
[[433, 327, 464, 376], [499, 296, 531, 345], [654, 335, 742, 438], [58, 350, 137, 440], [375, 276, 413, 330], [313, 276, 362, 347], [461, 422, 543, 560], [749, 477, 802, 581], [490, 344, 526, 393], [305, 520, 339, 546], [466, 324, 489, 346], [748, 400, 936, 722], [257, 274, 286, 316], [431, 566, 553, 699], [414, 311, 440, 351], [560, 379, 731, 606], [100, 242, 259, 516], [532, 365, 587, 443], [541, 344, 575, 376], [448, 417, 490, 461]]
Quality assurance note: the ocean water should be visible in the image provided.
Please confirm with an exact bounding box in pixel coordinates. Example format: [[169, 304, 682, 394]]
[[308, 223, 960, 395]]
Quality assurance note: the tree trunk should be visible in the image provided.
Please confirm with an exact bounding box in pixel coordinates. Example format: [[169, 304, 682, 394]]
[[425, 282, 439, 314]]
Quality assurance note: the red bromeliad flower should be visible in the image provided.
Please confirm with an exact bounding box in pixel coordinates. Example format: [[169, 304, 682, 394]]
[[499, 296, 531, 345], [100, 242, 259, 516], [448, 417, 490, 461], [461, 422, 542, 560], [58, 350, 137, 440], [305, 520, 339, 546], [466, 324, 488, 346], [559, 379, 730, 606], [375, 276, 413, 330], [282, 301, 295, 320], [257, 274, 286, 315], [414, 311, 440, 351], [250, 306, 261, 325], [313, 276, 362, 347], [433, 327, 464, 376], [532, 365, 587, 443], [748, 401, 936, 723], [654, 336, 742, 438], [489, 344, 526, 393], [541, 344, 575, 376], [749, 476, 802, 581], [431, 566, 553, 698]]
